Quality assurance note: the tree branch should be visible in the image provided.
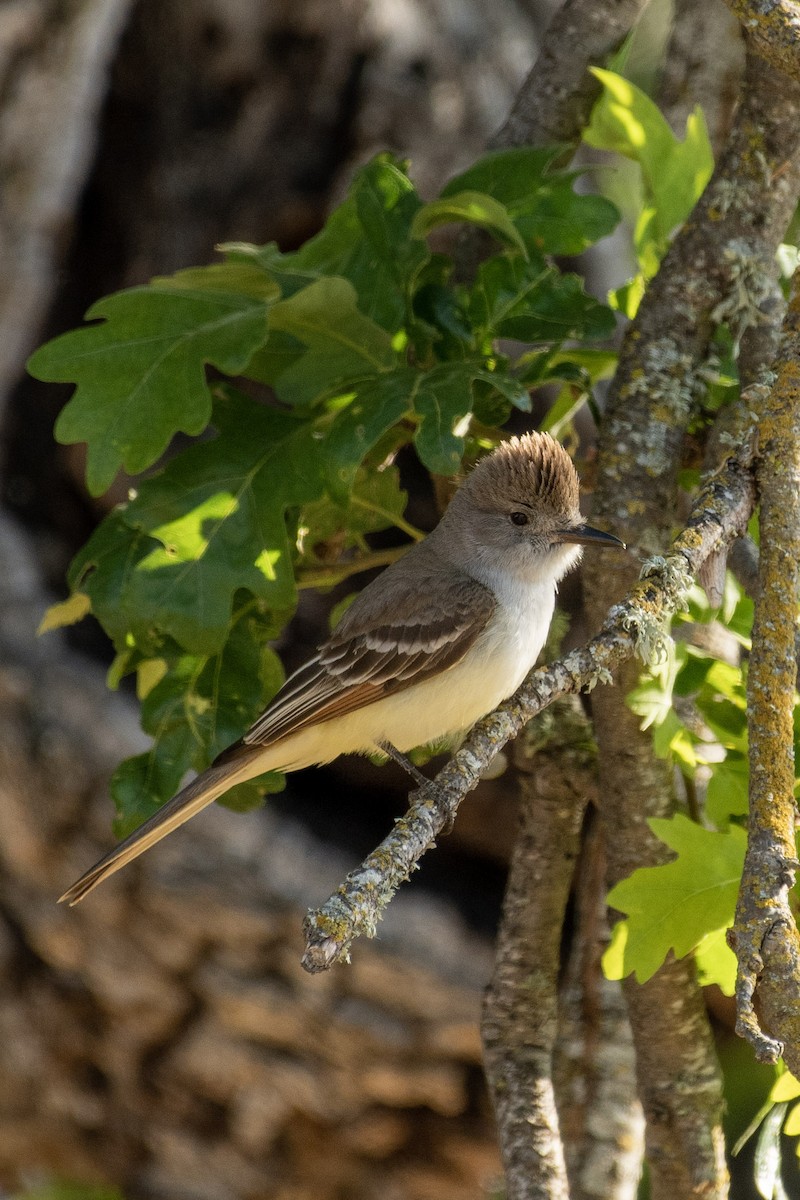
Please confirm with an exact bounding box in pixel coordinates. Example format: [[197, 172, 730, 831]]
[[728, 268, 800, 1070], [490, 0, 649, 150], [721, 0, 800, 83], [301, 437, 756, 973], [580, 33, 800, 1198], [481, 698, 593, 1200], [554, 820, 644, 1200]]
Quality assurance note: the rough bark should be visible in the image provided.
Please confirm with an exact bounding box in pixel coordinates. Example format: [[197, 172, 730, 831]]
[[481, 699, 593, 1200], [660, 0, 743, 153], [729, 271, 800, 1070], [554, 822, 644, 1200], [581, 32, 800, 1200]]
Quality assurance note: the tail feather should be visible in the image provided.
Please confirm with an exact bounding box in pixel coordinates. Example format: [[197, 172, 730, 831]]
[[59, 756, 260, 906]]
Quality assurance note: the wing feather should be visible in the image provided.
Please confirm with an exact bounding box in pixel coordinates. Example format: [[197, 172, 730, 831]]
[[238, 554, 496, 752]]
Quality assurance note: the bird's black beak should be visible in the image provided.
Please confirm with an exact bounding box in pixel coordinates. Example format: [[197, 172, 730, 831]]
[[554, 524, 626, 550]]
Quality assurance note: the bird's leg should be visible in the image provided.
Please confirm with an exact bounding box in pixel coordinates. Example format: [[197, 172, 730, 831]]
[[380, 742, 432, 790], [380, 742, 458, 835]]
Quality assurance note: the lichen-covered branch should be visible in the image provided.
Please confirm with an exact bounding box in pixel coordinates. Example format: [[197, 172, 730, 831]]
[[729, 269, 800, 1070], [490, 0, 649, 149], [480, 699, 593, 1200], [301, 440, 756, 973], [721, 0, 800, 83], [554, 821, 644, 1200], [578, 31, 800, 1196]]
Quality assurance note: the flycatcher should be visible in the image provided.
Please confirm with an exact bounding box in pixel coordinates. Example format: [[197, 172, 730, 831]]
[[61, 432, 622, 904]]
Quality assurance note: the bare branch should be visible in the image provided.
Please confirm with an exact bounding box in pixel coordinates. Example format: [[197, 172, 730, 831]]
[[301, 437, 756, 973], [729, 268, 800, 1069], [660, 0, 744, 152]]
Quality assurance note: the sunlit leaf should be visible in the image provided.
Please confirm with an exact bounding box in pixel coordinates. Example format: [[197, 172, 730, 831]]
[[603, 815, 746, 983]]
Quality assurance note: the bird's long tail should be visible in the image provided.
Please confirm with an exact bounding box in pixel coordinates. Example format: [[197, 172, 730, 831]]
[[59, 753, 262, 906]]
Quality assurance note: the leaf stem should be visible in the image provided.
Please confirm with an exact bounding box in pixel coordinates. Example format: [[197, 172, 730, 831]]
[[349, 494, 426, 542], [296, 546, 409, 589]]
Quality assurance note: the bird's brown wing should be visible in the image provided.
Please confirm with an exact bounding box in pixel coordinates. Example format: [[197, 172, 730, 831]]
[[231, 564, 497, 754]]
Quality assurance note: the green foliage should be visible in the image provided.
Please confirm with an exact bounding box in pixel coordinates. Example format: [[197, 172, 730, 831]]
[[30, 149, 618, 824], [610, 577, 757, 994], [583, 67, 714, 315], [604, 814, 743, 992], [29, 267, 278, 496]]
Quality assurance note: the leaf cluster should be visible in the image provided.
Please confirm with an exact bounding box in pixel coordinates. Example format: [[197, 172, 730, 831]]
[[606, 578, 791, 998], [29, 149, 618, 828], [583, 66, 714, 316]]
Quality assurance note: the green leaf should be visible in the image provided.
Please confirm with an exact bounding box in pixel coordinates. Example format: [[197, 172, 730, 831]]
[[300, 464, 409, 558], [68, 514, 166, 655], [783, 1100, 800, 1136], [584, 69, 713, 256], [411, 360, 537, 474], [151, 260, 280, 301], [585, 69, 675, 169], [627, 643, 683, 731], [413, 365, 473, 475], [38, 591, 91, 634], [610, 274, 646, 319], [268, 277, 398, 406], [112, 613, 286, 832], [30, 283, 272, 495], [469, 255, 615, 344], [442, 146, 563, 204], [603, 814, 746, 983], [706, 754, 749, 825], [111, 749, 190, 837], [320, 369, 416, 501], [233, 155, 427, 332], [770, 1073, 800, 1103], [73, 391, 325, 656], [694, 660, 748, 752], [408, 252, 474, 359], [242, 329, 306, 386], [412, 191, 528, 256], [441, 147, 619, 255], [695, 927, 737, 995], [120, 393, 325, 653]]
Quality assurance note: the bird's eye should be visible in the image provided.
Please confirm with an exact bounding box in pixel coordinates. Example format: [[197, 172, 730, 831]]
[[510, 511, 528, 526]]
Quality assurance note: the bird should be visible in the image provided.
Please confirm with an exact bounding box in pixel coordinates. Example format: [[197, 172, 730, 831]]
[[60, 432, 623, 905]]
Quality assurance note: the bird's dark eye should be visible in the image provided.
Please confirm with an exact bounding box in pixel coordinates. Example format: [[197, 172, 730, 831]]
[[510, 511, 528, 526]]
